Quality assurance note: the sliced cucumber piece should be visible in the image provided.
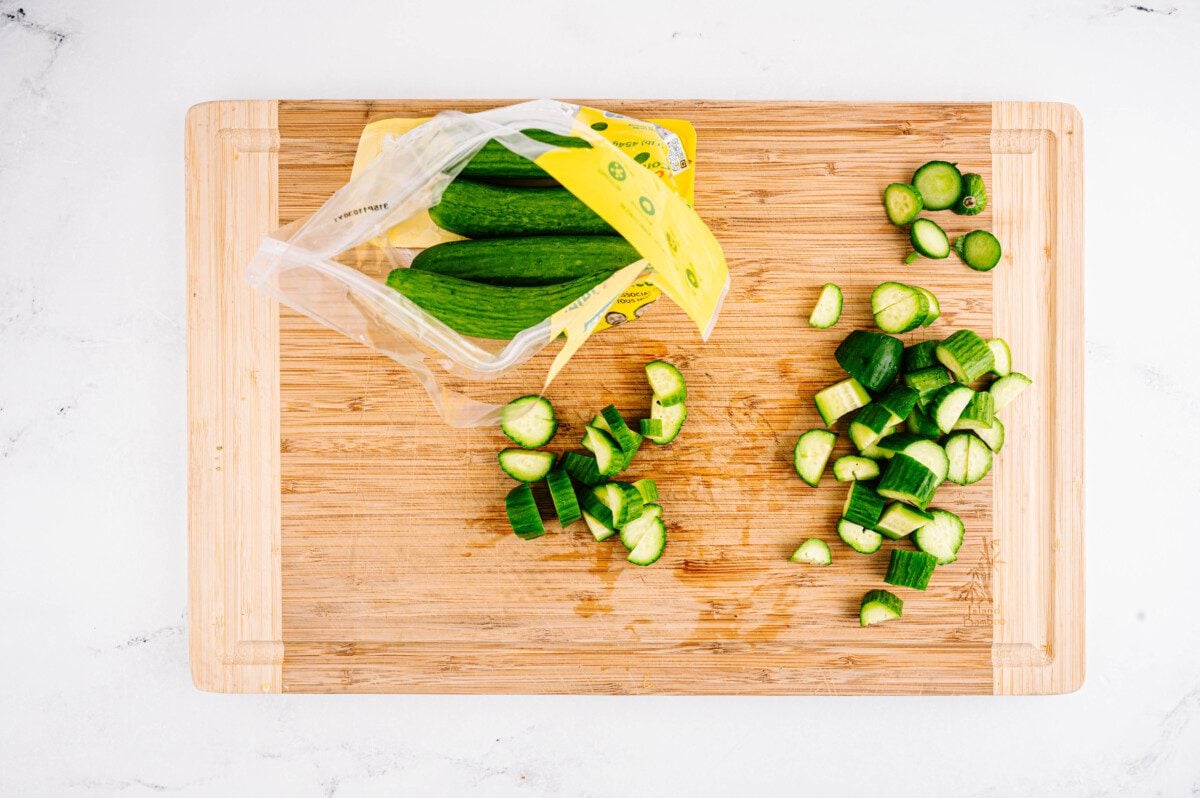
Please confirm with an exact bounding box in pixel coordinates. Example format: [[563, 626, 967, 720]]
[[905, 405, 943, 439], [499, 395, 558, 449], [833, 455, 881, 482], [860, 589, 903, 626], [904, 365, 953, 404], [582, 425, 625, 476], [582, 509, 616, 542], [952, 391, 995, 432], [883, 183, 924, 225], [988, 338, 1012, 377], [626, 517, 666, 566], [790, 537, 833, 566], [632, 478, 659, 503], [877, 453, 940, 509], [599, 405, 642, 452], [834, 330, 904, 392], [910, 219, 951, 259], [915, 287, 941, 326], [945, 433, 993, 485], [965, 434, 993, 484], [843, 481, 886, 527], [505, 483, 545, 540], [645, 360, 687, 406], [794, 429, 838, 487], [884, 549, 938, 591], [545, 469, 581, 527], [955, 230, 1003, 271], [913, 509, 965, 565], [592, 482, 644, 527], [638, 418, 663, 438], [647, 398, 687, 444], [559, 451, 603, 487], [872, 283, 929, 334], [859, 443, 891, 460], [879, 435, 948, 483], [870, 282, 915, 315], [814, 377, 870, 427], [937, 330, 995, 383], [498, 448, 556, 483], [875, 432, 929, 458], [911, 161, 964, 211], [837, 518, 883, 555], [975, 417, 1005, 452], [849, 404, 895, 451], [989, 372, 1032, 412], [952, 173, 988, 216], [619, 503, 663, 551], [878, 386, 919, 425], [873, 502, 934, 540], [808, 283, 843, 329], [929, 384, 975, 433], [903, 341, 939, 372]]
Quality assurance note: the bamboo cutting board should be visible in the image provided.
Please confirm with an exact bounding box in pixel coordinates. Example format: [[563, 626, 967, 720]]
[[186, 100, 1084, 695]]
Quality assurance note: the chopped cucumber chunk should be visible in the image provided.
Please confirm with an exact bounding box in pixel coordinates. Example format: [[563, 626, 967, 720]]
[[910, 218, 951, 259], [903, 341, 939, 372], [838, 518, 883, 554], [505, 483, 545, 540], [874, 502, 933, 540], [626, 517, 666, 566], [808, 283, 843, 329], [619, 503, 663, 551], [955, 230, 1003, 271], [582, 509, 616, 542], [849, 404, 896, 451], [835, 330, 904, 392], [988, 338, 1013, 377], [884, 549, 938, 590], [794, 429, 838, 487], [498, 448, 557, 483], [582, 425, 625, 476], [878, 386, 919, 425], [937, 329, 995, 383], [646, 398, 687, 444], [915, 286, 941, 326], [945, 433, 993, 485], [545, 469, 582, 527], [877, 453, 940, 509], [913, 509, 965, 565], [632, 478, 659, 503], [952, 391, 995, 432], [599, 404, 642, 452], [883, 183, 924, 225], [560, 451, 603, 486], [499, 395, 558, 449], [975, 417, 1005, 452], [790, 537, 833, 566], [833, 455, 881, 482], [871, 283, 929, 333], [911, 161, 964, 211], [843, 481, 886, 527], [814, 377, 870, 427], [989, 372, 1032, 412], [645, 360, 687, 406], [930, 384, 975, 433], [860, 589, 903, 626]]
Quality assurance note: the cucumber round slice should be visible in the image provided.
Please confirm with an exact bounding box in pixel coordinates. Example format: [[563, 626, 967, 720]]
[[833, 455, 881, 482], [870, 282, 915, 315], [645, 360, 687, 406], [911, 161, 964, 211], [872, 285, 929, 334], [952, 173, 988, 215], [499, 395, 558, 449], [955, 230, 1003, 271], [497, 448, 556, 483], [860, 589, 903, 626], [965, 434, 993, 485], [626, 517, 666, 566], [914, 287, 941, 327], [619, 503, 663, 551], [647, 398, 687, 444], [505, 483, 545, 540], [790, 537, 833, 566], [834, 330, 904, 392], [883, 183, 924, 225], [837, 519, 883, 554], [545, 469, 582, 527], [884, 549, 938, 591], [808, 283, 843, 329], [944, 432, 994, 485], [913, 509, 965, 565], [930, 384, 975, 434], [910, 219, 951, 259], [794, 429, 838, 487], [975, 417, 1005, 452]]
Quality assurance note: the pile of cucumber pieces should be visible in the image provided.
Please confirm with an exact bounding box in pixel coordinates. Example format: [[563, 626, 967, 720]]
[[792, 325, 1032, 626], [498, 360, 689, 567], [884, 161, 1002, 272]]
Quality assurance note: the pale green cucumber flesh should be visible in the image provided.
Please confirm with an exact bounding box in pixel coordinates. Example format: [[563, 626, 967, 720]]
[[499, 395, 558, 448], [794, 429, 838, 487], [911, 161, 964, 211], [790, 537, 833, 566], [808, 283, 843, 328]]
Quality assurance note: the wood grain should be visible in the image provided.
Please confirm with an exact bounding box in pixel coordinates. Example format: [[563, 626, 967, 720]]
[[186, 101, 282, 692], [187, 100, 1084, 694]]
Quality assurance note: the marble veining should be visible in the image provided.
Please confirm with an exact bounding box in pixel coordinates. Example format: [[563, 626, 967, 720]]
[[2, 0, 1199, 795]]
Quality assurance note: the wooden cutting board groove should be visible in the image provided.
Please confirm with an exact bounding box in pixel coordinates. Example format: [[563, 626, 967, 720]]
[[186, 100, 1083, 694]]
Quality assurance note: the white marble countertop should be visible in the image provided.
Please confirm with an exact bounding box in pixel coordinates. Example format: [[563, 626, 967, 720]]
[[2, 0, 1199, 794]]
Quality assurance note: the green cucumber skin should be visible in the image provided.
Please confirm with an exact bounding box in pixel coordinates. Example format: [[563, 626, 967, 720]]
[[460, 129, 588, 181], [911, 161, 964, 211], [386, 268, 611, 340], [835, 330, 904, 392], [429, 179, 616, 238], [884, 549, 938, 590], [903, 341, 939, 371], [545, 469, 582, 527], [410, 237, 640, 287], [860, 589, 903, 626]]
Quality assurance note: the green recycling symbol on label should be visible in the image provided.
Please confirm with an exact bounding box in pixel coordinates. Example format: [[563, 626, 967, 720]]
[[686, 268, 699, 288], [608, 161, 626, 181], [639, 196, 656, 215]]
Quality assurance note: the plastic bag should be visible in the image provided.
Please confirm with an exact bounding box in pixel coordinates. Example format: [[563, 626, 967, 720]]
[[246, 99, 728, 427]]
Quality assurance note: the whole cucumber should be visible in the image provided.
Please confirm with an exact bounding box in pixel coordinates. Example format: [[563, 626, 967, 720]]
[[428, 179, 616, 238], [461, 129, 589, 181], [410, 236, 640, 287], [386, 268, 613, 340]]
